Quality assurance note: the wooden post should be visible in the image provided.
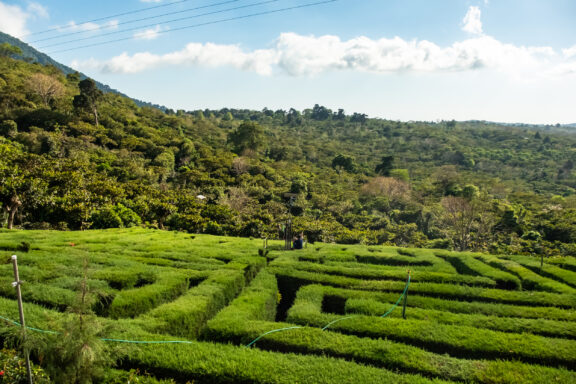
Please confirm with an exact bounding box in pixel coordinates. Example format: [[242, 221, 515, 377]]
[[402, 271, 410, 320], [285, 220, 292, 250], [12, 255, 33, 384]]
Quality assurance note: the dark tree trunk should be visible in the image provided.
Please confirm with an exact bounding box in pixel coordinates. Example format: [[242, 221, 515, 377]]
[[5, 195, 22, 230]]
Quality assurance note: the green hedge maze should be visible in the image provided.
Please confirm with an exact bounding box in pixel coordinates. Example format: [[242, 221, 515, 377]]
[[1, 229, 575, 383]]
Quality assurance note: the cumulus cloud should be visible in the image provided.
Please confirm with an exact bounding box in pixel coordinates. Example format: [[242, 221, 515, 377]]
[[74, 42, 278, 75], [462, 6, 483, 35], [134, 25, 168, 40], [563, 45, 576, 58], [0, 1, 48, 37], [73, 32, 575, 79]]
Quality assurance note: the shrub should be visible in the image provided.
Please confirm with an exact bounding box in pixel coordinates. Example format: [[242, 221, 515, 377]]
[[0, 348, 51, 383], [91, 207, 123, 229]]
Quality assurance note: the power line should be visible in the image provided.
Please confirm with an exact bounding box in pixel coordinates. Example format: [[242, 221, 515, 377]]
[[48, 0, 338, 55], [38, 0, 281, 50], [20, 0, 198, 38], [30, 0, 243, 44]]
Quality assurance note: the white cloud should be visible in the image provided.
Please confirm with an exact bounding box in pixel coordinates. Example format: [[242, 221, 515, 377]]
[[74, 42, 278, 76], [73, 32, 571, 79], [133, 25, 168, 40], [58, 20, 119, 33], [0, 1, 48, 37], [462, 6, 483, 35], [563, 45, 576, 58]]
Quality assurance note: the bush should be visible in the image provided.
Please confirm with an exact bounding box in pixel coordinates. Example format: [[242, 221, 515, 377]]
[[115, 204, 141, 227], [0, 348, 51, 383], [91, 207, 123, 229], [91, 204, 142, 229]]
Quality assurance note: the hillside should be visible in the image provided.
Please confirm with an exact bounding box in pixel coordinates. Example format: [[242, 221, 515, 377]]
[[0, 31, 165, 110], [0, 48, 575, 257]]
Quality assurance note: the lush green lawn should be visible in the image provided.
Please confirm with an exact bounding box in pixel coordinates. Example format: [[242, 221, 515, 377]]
[[1, 228, 575, 383]]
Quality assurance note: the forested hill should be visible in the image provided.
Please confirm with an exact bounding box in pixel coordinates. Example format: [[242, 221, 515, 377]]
[[1, 49, 575, 257], [0, 32, 165, 110]]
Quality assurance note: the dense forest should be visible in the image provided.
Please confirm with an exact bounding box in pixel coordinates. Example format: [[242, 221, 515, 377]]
[[1, 43, 575, 256]]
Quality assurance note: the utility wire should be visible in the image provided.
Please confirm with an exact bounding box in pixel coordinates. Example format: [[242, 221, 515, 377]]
[[38, 0, 281, 50], [30, 0, 243, 44], [20, 0, 198, 38], [48, 0, 337, 54]]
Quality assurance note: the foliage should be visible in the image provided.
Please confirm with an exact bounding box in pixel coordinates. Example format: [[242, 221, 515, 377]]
[[1, 49, 576, 260], [0, 348, 51, 383], [39, 260, 115, 384]]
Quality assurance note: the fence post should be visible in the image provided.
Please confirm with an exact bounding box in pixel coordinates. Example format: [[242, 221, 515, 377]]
[[12, 255, 33, 384], [402, 271, 410, 320]]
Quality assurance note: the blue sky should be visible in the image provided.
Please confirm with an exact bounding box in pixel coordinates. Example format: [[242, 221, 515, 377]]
[[1, 0, 575, 124]]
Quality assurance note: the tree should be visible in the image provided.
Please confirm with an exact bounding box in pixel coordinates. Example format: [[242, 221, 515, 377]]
[[332, 154, 356, 173], [441, 196, 478, 251], [311, 104, 332, 120], [27, 73, 65, 107], [0, 43, 22, 57], [228, 121, 266, 155], [350, 112, 367, 124], [73, 79, 103, 126], [0, 120, 17, 138], [41, 259, 113, 383], [286, 108, 302, 125], [360, 177, 410, 206], [334, 109, 346, 120], [375, 156, 395, 176]]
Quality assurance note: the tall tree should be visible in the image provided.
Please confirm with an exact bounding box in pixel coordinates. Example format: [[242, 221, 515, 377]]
[[228, 121, 266, 155], [73, 78, 103, 126], [375, 155, 395, 176], [441, 196, 478, 251], [27, 73, 65, 107], [332, 154, 356, 173]]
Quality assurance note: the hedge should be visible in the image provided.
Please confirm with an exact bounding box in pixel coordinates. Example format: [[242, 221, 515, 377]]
[[271, 268, 576, 308], [435, 252, 521, 290], [141, 269, 246, 338], [286, 285, 576, 367], [475, 255, 576, 294]]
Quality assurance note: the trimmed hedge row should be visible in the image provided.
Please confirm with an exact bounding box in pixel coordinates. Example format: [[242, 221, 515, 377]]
[[271, 268, 576, 308], [0, 297, 448, 384], [546, 256, 576, 272], [286, 285, 576, 367], [0, 275, 76, 311], [92, 267, 157, 290], [435, 252, 521, 290], [311, 284, 576, 321], [287, 284, 576, 338], [345, 297, 576, 339], [475, 255, 576, 294], [108, 270, 201, 319], [120, 337, 450, 384], [271, 256, 497, 287], [502, 256, 576, 289], [141, 269, 246, 339], [202, 282, 576, 384], [356, 254, 434, 268]]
